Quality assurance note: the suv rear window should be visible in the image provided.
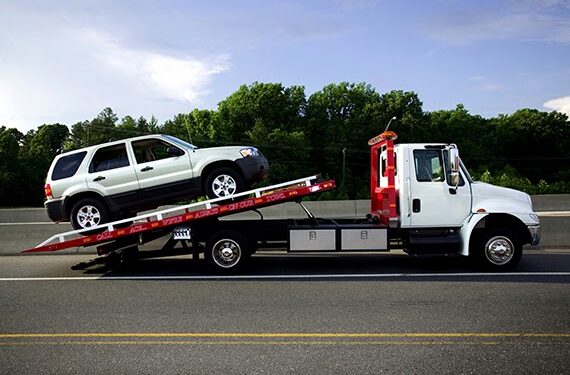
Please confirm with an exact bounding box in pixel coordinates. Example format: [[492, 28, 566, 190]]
[[51, 151, 87, 180], [89, 144, 130, 173]]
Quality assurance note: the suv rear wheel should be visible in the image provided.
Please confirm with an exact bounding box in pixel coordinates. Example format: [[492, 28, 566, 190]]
[[70, 198, 110, 231]]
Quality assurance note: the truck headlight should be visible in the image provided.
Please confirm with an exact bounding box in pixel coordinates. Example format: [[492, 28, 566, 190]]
[[240, 147, 259, 158]]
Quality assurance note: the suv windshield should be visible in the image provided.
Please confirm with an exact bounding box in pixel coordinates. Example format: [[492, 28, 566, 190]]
[[163, 135, 197, 150]]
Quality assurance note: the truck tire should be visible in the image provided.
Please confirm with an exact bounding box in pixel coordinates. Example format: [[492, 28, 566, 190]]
[[70, 198, 109, 232], [205, 230, 250, 273], [205, 168, 245, 200], [473, 229, 522, 271]]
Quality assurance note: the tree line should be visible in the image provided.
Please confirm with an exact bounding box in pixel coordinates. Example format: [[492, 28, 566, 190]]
[[1, 82, 569, 207]]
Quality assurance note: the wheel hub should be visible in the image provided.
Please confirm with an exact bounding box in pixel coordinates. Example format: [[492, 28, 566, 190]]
[[212, 239, 241, 268], [77, 205, 101, 228], [485, 236, 514, 265], [212, 175, 237, 197], [221, 247, 235, 260]]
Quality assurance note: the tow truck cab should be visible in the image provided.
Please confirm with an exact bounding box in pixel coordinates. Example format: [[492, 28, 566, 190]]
[[373, 132, 540, 265]]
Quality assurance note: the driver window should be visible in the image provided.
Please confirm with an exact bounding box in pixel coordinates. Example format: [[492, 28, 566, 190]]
[[413, 150, 444, 182], [132, 139, 183, 164]]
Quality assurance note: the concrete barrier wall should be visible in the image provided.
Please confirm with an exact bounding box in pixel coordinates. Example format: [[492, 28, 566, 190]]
[[0, 195, 568, 254]]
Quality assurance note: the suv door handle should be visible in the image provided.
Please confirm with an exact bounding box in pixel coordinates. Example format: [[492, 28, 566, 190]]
[[140, 166, 154, 172], [93, 176, 106, 182]]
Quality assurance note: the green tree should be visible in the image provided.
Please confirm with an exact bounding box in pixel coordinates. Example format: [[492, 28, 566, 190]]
[[0, 127, 25, 206], [305, 84, 422, 198], [427, 104, 489, 170], [19, 124, 70, 205], [491, 109, 570, 181], [161, 109, 220, 146], [217, 82, 307, 142], [66, 108, 119, 150]]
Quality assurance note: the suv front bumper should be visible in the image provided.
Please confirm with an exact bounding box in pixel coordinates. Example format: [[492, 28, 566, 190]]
[[45, 199, 67, 222], [237, 155, 269, 184]]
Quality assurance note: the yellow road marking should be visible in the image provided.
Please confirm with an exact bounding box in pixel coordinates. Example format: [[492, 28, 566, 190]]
[[1, 340, 502, 346], [0, 333, 568, 338]]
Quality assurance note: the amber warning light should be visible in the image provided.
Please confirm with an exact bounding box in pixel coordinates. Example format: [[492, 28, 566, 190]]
[[368, 131, 398, 146]]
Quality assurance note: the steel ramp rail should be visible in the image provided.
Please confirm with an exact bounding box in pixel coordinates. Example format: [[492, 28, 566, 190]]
[[23, 176, 335, 253]]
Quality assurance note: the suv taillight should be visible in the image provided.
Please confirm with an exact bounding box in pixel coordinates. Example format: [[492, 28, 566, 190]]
[[44, 184, 54, 199]]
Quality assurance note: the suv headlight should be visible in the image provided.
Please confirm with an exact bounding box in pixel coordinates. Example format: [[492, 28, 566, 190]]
[[240, 147, 259, 158]]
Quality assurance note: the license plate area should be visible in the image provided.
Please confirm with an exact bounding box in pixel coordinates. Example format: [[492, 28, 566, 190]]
[[172, 227, 192, 240]]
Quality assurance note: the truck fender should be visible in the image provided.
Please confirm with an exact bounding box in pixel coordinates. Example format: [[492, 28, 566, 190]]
[[460, 212, 534, 256], [459, 213, 488, 256]]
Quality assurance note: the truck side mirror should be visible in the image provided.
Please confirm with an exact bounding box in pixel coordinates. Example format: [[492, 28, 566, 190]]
[[448, 148, 460, 188]]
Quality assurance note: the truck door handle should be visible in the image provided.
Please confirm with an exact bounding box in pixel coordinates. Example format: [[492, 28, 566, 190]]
[[412, 199, 421, 213], [93, 176, 106, 182], [140, 166, 154, 172]]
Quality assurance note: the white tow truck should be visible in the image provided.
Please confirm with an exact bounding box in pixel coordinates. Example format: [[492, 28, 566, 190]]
[[25, 130, 540, 272]]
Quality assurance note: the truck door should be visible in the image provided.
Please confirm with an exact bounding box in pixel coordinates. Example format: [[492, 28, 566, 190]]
[[403, 147, 471, 228]]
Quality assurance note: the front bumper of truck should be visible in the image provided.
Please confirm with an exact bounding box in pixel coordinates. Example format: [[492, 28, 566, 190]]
[[528, 224, 540, 246]]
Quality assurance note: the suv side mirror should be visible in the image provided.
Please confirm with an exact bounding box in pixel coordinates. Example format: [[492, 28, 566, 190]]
[[448, 147, 460, 187], [167, 146, 184, 157]]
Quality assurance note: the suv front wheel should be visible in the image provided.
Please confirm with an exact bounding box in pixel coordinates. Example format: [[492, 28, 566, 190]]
[[70, 198, 110, 231], [205, 168, 245, 199]]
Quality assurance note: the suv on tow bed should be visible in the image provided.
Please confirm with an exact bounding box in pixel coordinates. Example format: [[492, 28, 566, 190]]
[[44, 134, 268, 230]]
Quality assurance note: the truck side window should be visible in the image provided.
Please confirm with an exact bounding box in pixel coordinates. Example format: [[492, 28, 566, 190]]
[[132, 139, 184, 164], [89, 144, 130, 173], [413, 150, 444, 182]]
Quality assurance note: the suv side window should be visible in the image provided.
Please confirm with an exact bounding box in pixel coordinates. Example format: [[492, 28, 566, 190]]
[[52, 151, 87, 180], [132, 139, 184, 164], [89, 144, 130, 173], [414, 150, 444, 182]]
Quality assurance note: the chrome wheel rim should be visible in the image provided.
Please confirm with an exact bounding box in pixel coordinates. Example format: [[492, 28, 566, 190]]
[[212, 174, 237, 197], [76, 205, 101, 228], [212, 239, 241, 268], [484, 236, 514, 265]]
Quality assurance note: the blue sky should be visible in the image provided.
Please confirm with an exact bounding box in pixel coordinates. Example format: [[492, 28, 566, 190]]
[[1, 0, 569, 132]]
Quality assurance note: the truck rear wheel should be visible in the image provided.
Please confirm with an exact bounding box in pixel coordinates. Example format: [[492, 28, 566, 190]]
[[474, 229, 522, 271], [205, 230, 250, 273]]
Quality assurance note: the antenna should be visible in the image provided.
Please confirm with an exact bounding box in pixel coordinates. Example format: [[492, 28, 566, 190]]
[[384, 116, 397, 132]]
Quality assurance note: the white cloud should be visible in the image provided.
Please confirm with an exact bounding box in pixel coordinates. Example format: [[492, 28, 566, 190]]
[[83, 30, 230, 104], [0, 6, 229, 132], [544, 96, 570, 115]]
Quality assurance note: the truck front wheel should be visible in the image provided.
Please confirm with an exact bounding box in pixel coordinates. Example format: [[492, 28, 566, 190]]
[[205, 230, 250, 273], [474, 229, 522, 271]]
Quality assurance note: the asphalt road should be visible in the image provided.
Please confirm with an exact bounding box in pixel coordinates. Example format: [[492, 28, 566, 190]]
[[0, 250, 569, 374]]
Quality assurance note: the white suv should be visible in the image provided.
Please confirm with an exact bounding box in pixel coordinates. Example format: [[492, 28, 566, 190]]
[[44, 134, 268, 230]]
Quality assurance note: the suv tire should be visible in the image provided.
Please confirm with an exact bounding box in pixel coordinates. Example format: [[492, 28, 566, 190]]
[[205, 168, 244, 199], [70, 198, 110, 232]]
